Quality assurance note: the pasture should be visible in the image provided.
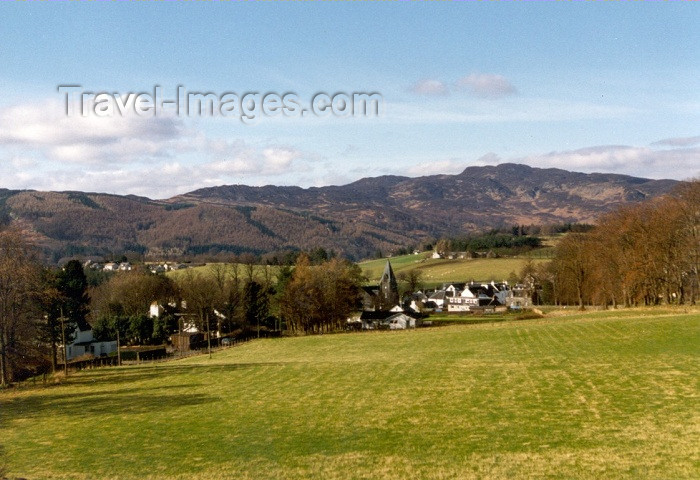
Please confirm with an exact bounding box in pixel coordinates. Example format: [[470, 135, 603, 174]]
[[359, 253, 549, 286], [1, 309, 698, 479]]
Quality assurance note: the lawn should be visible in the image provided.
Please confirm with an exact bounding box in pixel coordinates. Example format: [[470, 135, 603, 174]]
[[1, 309, 698, 479]]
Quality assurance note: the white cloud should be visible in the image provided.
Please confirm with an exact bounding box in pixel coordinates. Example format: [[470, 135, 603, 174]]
[[456, 73, 517, 98], [651, 135, 700, 147], [399, 144, 698, 184], [410, 79, 449, 96], [0, 100, 186, 164], [405, 158, 468, 177], [517, 144, 700, 180], [0, 99, 313, 198]]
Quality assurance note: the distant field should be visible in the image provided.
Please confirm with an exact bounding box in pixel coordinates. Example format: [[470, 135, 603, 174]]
[[360, 253, 549, 286], [164, 247, 552, 288], [166, 263, 281, 281], [1, 308, 698, 479]]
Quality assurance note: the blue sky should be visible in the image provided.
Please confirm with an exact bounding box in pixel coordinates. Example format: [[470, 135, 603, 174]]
[[0, 2, 698, 198]]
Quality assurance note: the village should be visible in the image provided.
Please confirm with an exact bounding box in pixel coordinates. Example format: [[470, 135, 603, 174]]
[[60, 258, 532, 364]]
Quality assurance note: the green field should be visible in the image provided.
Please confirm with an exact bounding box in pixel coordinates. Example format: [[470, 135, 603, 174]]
[[165, 263, 282, 281], [163, 252, 549, 288], [360, 253, 549, 286], [1, 309, 698, 479]]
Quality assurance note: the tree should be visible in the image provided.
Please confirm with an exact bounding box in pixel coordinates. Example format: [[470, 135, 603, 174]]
[[56, 260, 90, 324], [548, 180, 699, 307], [91, 270, 178, 319], [128, 314, 154, 345], [243, 280, 270, 337], [552, 233, 591, 309], [397, 269, 423, 297], [92, 314, 129, 363], [280, 255, 363, 334], [177, 270, 218, 354], [0, 228, 42, 386], [41, 260, 90, 371]]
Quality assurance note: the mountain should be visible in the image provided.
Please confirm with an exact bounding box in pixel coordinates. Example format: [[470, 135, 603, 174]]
[[0, 164, 679, 262]]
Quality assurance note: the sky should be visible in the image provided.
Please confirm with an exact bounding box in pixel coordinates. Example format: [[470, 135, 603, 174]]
[[0, 2, 698, 199]]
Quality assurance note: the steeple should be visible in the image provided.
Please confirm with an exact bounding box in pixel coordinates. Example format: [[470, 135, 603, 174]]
[[378, 260, 399, 310]]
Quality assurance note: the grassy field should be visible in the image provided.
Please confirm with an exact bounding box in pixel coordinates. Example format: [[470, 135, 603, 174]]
[[1, 309, 698, 479], [359, 253, 549, 286], [165, 263, 282, 281], [163, 254, 548, 289]]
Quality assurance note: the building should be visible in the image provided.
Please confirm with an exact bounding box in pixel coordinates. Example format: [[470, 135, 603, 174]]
[[64, 320, 117, 361], [359, 311, 418, 330], [378, 260, 400, 310], [446, 281, 510, 312], [361, 260, 401, 312]]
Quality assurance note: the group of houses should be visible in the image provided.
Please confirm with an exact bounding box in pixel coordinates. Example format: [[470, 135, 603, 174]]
[[353, 260, 526, 330], [83, 260, 190, 274], [62, 259, 526, 361], [84, 260, 133, 272], [147, 263, 189, 274], [419, 281, 510, 313]]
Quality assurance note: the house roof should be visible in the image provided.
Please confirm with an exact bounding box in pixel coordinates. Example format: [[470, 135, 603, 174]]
[[75, 319, 92, 332], [360, 311, 398, 320], [360, 311, 415, 321], [429, 290, 446, 300]]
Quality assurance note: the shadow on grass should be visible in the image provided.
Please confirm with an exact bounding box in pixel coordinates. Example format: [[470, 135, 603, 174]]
[[0, 388, 215, 427], [70, 362, 290, 386], [0, 362, 290, 429]]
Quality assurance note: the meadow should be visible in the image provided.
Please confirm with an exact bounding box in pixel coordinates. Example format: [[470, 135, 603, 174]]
[[162, 249, 551, 289], [1, 308, 698, 479], [359, 252, 549, 286]]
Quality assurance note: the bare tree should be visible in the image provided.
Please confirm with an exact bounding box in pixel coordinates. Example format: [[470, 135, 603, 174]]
[[0, 228, 42, 386]]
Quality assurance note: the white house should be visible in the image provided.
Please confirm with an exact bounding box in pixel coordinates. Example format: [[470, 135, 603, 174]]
[[447, 288, 480, 312], [149, 302, 164, 318], [359, 311, 418, 330], [64, 321, 117, 361], [428, 290, 446, 308], [446, 282, 510, 312], [387, 313, 417, 330]]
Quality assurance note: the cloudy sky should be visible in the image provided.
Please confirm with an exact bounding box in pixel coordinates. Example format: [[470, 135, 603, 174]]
[[1, 2, 698, 199]]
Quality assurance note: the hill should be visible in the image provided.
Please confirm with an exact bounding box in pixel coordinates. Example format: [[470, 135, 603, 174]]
[[1, 309, 697, 479], [0, 164, 678, 262]]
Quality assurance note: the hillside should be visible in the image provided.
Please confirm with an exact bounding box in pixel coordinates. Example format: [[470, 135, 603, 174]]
[[0, 164, 678, 262]]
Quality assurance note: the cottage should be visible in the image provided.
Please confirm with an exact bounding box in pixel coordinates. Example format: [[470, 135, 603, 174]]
[[64, 320, 117, 361], [428, 290, 446, 309], [359, 311, 418, 330]]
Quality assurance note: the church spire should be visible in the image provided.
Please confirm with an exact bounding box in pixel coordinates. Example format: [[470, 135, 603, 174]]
[[378, 260, 399, 310]]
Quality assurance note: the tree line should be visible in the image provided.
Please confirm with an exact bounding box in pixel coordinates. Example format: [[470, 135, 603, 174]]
[[0, 232, 365, 385], [521, 181, 698, 308]]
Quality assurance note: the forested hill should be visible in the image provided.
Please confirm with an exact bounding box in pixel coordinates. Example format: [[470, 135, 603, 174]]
[[0, 163, 678, 262]]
